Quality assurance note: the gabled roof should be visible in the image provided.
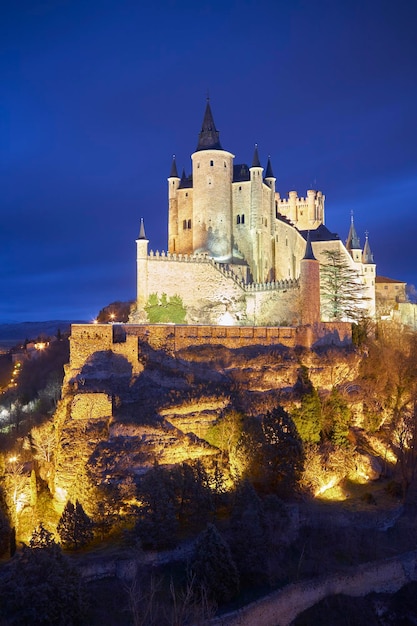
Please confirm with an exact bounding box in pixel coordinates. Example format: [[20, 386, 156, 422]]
[[178, 168, 193, 189], [195, 100, 223, 151], [299, 224, 340, 242], [375, 276, 407, 284], [233, 163, 250, 182]]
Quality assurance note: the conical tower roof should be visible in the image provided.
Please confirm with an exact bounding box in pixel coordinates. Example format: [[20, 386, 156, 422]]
[[195, 99, 222, 151], [169, 155, 179, 178], [362, 232, 374, 263], [265, 156, 274, 179], [138, 217, 147, 240], [346, 213, 361, 250], [302, 231, 317, 260], [251, 144, 261, 167]]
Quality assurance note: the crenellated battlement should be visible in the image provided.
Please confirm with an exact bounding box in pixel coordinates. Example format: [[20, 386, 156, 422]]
[[147, 250, 299, 293]]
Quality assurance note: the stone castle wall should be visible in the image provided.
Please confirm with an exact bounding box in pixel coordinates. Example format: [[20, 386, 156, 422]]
[[135, 251, 303, 326], [67, 322, 352, 381]]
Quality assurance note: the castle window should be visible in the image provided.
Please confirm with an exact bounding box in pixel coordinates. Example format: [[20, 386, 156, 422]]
[[183, 220, 187, 230], [237, 215, 241, 225], [188, 219, 192, 229], [197, 163, 200, 168], [239, 186, 242, 191], [265, 218, 267, 227], [224, 161, 226, 168], [241, 214, 245, 224], [286, 238, 288, 246], [210, 160, 214, 166], [185, 192, 188, 197]]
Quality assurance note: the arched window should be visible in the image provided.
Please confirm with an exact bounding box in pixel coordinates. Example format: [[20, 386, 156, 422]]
[[210, 160, 214, 167], [241, 214, 245, 224], [183, 220, 187, 230], [187, 219, 192, 229], [237, 215, 241, 224]]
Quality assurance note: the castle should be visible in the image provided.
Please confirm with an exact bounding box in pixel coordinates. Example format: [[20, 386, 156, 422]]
[[130, 101, 376, 327]]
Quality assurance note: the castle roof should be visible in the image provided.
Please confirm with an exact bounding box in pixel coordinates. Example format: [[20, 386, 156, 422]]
[[299, 224, 340, 242], [138, 218, 147, 240], [169, 155, 179, 178], [251, 144, 261, 168], [346, 214, 361, 250], [302, 231, 317, 260], [233, 163, 250, 182], [264, 157, 274, 179], [375, 276, 406, 284], [178, 168, 193, 189], [362, 233, 374, 264], [195, 100, 223, 151]]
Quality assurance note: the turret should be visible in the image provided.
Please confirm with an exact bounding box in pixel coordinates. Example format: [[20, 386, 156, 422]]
[[299, 232, 321, 325], [346, 213, 362, 263], [264, 157, 276, 235], [191, 100, 234, 259], [136, 218, 149, 310], [362, 231, 374, 264], [249, 145, 264, 281], [168, 156, 180, 253]]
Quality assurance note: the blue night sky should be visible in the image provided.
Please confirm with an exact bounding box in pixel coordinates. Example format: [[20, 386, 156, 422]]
[[1, 0, 417, 322]]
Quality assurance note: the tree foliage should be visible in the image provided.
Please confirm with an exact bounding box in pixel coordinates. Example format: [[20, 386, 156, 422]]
[[0, 543, 87, 624], [145, 293, 187, 323], [235, 406, 304, 495], [320, 249, 368, 321], [292, 388, 322, 443], [189, 523, 239, 604], [229, 480, 267, 584], [96, 300, 134, 323], [57, 500, 93, 550]]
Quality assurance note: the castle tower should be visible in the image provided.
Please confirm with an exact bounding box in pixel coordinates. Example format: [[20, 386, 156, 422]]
[[190, 100, 234, 259], [299, 232, 321, 325], [250, 145, 264, 282], [136, 218, 149, 310], [346, 213, 362, 263], [264, 157, 276, 236], [168, 156, 180, 253], [362, 231, 376, 316]]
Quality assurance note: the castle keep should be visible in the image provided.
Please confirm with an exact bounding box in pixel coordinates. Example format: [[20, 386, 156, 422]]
[[131, 101, 376, 326]]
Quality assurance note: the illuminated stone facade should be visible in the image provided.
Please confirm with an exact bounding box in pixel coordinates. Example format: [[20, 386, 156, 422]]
[[132, 101, 376, 325]]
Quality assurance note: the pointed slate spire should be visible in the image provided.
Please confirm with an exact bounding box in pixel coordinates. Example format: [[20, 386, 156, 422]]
[[169, 155, 179, 178], [362, 231, 374, 263], [251, 144, 261, 168], [196, 99, 222, 151], [303, 231, 316, 260], [346, 212, 361, 250], [265, 156, 274, 179], [138, 217, 147, 240]]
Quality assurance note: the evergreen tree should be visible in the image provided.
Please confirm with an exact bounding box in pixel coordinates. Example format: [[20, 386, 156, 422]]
[[135, 464, 178, 549], [292, 388, 323, 443], [320, 249, 369, 321], [322, 388, 352, 447], [236, 406, 304, 495], [30, 523, 56, 549], [230, 480, 267, 584], [0, 543, 87, 624], [57, 500, 93, 550], [190, 523, 239, 604]]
